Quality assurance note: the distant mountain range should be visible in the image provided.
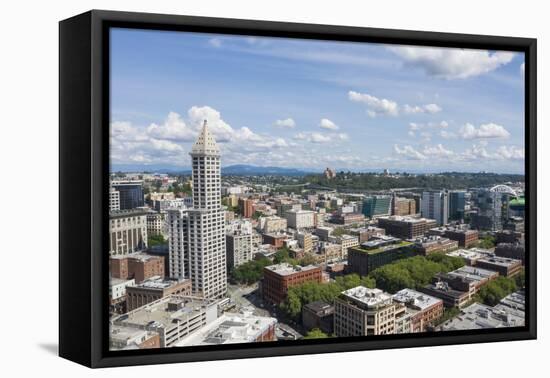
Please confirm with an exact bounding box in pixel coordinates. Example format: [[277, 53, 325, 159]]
[[110, 164, 318, 176]]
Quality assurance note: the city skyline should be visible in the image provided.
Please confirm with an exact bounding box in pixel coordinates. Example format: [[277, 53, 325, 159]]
[[110, 28, 525, 174]]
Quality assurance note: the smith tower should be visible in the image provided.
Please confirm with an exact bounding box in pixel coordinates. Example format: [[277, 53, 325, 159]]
[[187, 120, 227, 298]]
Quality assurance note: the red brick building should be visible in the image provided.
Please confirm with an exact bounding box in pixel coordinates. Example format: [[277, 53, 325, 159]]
[[262, 233, 289, 248], [262, 263, 322, 304], [110, 253, 165, 283], [392, 289, 444, 332], [126, 278, 192, 311]]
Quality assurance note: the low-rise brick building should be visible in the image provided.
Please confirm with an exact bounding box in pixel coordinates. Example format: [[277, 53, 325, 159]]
[[126, 277, 192, 311], [392, 289, 444, 332], [110, 252, 165, 284], [262, 263, 322, 305]]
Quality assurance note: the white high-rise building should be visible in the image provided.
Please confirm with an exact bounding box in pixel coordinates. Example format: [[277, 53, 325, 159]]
[[167, 121, 227, 298], [188, 121, 227, 298], [421, 191, 449, 226]]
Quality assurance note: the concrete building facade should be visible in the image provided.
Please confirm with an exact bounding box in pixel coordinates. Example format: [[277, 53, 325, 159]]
[[109, 209, 148, 256]]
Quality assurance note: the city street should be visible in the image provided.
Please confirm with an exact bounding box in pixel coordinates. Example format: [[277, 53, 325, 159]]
[[227, 284, 303, 340]]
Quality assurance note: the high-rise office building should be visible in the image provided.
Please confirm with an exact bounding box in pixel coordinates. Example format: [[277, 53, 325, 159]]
[[362, 196, 392, 219], [472, 189, 503, 231], [111, 180, 144, 210], [187, 121, 227, 298], [449, 191, 467, 221], [421, 191, 449, 226]]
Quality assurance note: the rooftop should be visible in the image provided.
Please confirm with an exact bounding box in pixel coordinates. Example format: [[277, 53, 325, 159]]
[[440, 302, 524, 330], [430, 225, 476, 234], [110, 277, 135, 287], [495, 291, 525, 319], [111, 180, 143, 185], [477, 255, 522, 267], [109, 208, 148, 218], [392, 289, 442, 311], [378, 215, 435, 224], [130, 277, 188, 291], [264, 263, 320, 276], [113, 295, 217, 330], [446, 248, 492, 260], [110, 252, 162, 262], [110, 325, 157, 350], [176, 311, 277, 346], [414, 235, 456, 246], [304, 300, 334, 313], [423, 281, 467, 299], [447, 266, 498, 283], [355, 240, 412, 254], [340, 286, 393, 309], [286, 209, 315, 215]]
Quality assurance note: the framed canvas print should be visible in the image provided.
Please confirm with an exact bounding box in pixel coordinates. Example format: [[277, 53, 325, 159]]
[[59, 10, 537, 368]]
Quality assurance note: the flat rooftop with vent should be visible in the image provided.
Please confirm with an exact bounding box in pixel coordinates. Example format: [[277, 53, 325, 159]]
[[440, 302, 524, 330], [112, 295, 218, 333], [176, 311, 277, 346], [339, 286, 393, 309], [392, 288, 442, 311], [264, 262, 320, 276], [447, 265, 498, 283]]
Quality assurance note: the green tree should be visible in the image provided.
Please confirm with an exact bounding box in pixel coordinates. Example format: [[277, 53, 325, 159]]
[[476, 276, 517, 306], [299, 254, 317, 266], [367, 254, 464, 293], [514, 268, 526, 288], [230, 258, 272, 285], [478, 235, 497, 249], [303, 328, 329, 339], [148, 234, 166, 247], [280, 273, 375, 319], [332, 227, 348, 237], [273, 247, 293, 264]]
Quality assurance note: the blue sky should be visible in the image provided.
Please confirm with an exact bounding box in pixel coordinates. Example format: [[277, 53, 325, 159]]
[[110, 28, 525, 174]]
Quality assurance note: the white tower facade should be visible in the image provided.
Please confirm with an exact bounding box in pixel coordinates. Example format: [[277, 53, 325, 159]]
[[187, 121, 227, 298]]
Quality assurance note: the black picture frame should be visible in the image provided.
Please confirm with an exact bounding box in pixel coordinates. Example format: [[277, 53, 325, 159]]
[[59, 9, 537, 368]]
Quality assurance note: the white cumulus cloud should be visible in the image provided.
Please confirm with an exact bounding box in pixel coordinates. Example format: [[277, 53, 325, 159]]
[[348, 91, 399, 117], [319, 118, 339, 130], [146, 112, 196, 141], [458, 122, 510, 140], [274, 118, 296, 128], [403, 103, 442, 114], [496, 145, 524, 160], [393, 144, 426, 160], [389, 46, 515, 79]]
